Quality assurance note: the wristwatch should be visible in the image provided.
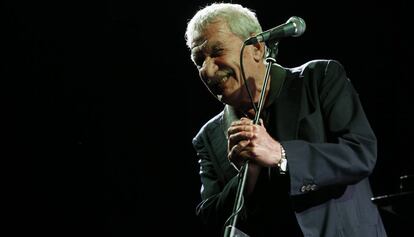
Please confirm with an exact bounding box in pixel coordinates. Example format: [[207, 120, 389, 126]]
[[278, 144, 288, 173]]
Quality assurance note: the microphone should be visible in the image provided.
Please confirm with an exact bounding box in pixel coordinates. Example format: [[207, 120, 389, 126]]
[[244, 16, 306, 45]]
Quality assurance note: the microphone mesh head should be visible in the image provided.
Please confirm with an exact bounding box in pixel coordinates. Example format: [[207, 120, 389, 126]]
[[288, 16, 306, 37]]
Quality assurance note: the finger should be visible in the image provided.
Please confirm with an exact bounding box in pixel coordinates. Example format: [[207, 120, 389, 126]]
[[239, 149, 255, 159], [233, 145, 255, 161], [227, 124, 255, 136], [240, 117, 252, 122], [228, 140, 250, 161], [229, 139, 250, 155], [259, 119, 268, 132], [230, 118, 252, 126], [228, 131, 255, 147]]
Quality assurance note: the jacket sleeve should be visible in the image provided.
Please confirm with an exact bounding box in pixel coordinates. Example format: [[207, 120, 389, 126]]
[[192, 132, 242, 231], [282, 60, 377, 196]]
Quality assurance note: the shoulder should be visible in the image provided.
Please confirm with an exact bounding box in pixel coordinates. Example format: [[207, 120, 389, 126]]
[[288, 59, 346, 77], [286, 59, 349, 89], [192, 110, 224, 147]]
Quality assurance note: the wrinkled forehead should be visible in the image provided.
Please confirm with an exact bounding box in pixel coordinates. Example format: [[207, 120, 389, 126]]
[[190, 39, 207, 56], [190, 21, 231, 50], [190, 31, 206, 50]]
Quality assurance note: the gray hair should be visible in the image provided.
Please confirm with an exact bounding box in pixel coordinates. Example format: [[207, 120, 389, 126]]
[[185, 3, 263, 49]]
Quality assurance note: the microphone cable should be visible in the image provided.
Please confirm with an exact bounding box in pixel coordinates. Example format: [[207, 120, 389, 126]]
[[239, 43, 258, 114]]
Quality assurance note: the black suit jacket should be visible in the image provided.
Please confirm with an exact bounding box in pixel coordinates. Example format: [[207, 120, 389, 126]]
[[192, 60, 387, 236]]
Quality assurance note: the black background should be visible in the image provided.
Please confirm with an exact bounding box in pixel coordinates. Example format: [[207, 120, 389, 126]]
[[3, 0, 412, 236]]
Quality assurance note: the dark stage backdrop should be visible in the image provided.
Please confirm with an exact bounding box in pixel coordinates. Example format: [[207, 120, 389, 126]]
[[3, 0, 412, 236]]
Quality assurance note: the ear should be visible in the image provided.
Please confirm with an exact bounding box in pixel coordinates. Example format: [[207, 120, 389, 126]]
[[251, 42, 266, 62]]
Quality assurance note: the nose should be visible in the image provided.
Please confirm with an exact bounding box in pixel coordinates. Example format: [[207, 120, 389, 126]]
[[199, 57, 218, 84]]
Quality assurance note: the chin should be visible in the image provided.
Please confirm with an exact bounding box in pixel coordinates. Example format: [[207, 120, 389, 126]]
[[219, 96, 233, 106], [221, 97, 237, 107]]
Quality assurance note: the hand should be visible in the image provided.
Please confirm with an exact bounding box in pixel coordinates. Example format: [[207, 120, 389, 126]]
[[227, 117, 282, 168]]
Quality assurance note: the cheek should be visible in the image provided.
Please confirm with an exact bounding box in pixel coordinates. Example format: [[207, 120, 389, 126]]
[[241, 50, 257, 69]]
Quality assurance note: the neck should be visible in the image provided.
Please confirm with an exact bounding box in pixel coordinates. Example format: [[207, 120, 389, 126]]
[[246, 75, 272, 119], [235, 64, 273, 120]]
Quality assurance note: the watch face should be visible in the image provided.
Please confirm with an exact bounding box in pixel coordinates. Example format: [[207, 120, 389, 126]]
[[279, 158, 287, 172]]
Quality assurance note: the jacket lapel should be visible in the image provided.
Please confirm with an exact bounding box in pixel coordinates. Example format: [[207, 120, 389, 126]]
[[204, 107, 239, 182], [272, 70, 304, 141]]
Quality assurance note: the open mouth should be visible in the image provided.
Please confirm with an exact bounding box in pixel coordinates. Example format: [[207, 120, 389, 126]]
[[203, 68, 234, 95], [208, 76, 229, 95]]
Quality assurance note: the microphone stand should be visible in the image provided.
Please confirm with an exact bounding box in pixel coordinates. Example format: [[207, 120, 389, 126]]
[[224, 41, 279, 237]]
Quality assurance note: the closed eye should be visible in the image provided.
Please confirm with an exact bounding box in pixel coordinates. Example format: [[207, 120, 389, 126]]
[[193, 54, 205, 68], [211, 46, 224, 57], [191, 43, 224, 68]]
